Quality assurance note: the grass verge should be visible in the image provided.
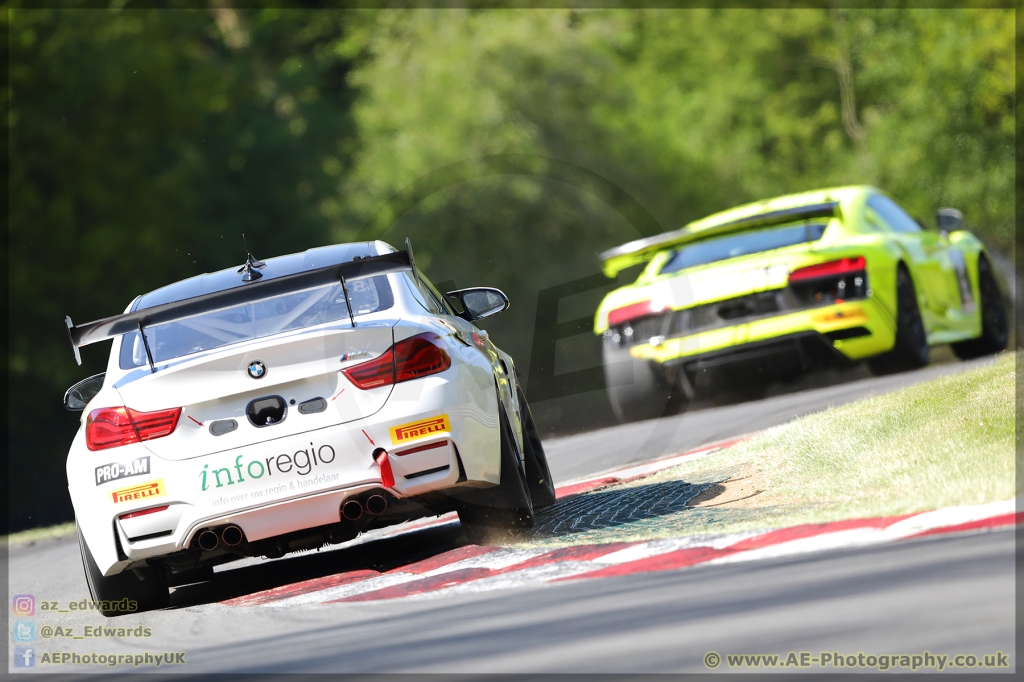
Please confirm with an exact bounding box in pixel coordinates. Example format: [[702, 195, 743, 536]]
[[519, 352, 1017, 547]]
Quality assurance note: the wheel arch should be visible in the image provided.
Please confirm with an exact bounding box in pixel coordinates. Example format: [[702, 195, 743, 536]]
[[892, 258, 938, 338], [863, 244, 905, 331]]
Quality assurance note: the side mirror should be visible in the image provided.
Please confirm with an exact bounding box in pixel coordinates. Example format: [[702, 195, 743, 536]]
[[936, 207, 963, 237], [445, 287, 509, 322], [64, 373, 105, 411]]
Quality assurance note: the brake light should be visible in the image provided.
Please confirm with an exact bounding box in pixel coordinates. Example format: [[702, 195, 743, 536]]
[[343, 333, 451, 390], [396, 333, 451, 382], [86, 408, 136, 450], [789, 256, 866, 282], [86, 406, 181, 451], [118, 505, 168, 521], [608, 300, 668, 326], [129, 407, 181, 440], [343, 347, 396, 389]]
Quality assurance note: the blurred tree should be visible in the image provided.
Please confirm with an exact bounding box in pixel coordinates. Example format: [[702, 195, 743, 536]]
[[849, 8, 1015, 248], [7, 3, 363, 530], [342, 8, 1013, 250]]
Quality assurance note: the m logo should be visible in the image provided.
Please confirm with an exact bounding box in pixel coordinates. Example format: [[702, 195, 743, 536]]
[[247, 360, 267, 379]]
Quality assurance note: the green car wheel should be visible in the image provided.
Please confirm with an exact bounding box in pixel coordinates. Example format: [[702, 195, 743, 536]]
[[603, 339, 690, 423]]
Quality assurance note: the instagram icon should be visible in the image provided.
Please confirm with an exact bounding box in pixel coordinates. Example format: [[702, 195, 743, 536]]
[[12, 594, 35, 616]]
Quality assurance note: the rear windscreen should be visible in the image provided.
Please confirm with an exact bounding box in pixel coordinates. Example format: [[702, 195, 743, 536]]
[[659, 222, 828, 275], [120, 275, 394, 369]]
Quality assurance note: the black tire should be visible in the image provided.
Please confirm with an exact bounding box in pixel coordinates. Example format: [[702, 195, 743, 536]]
[[603, 339, 689, 423], [516, 386, 556, 509], [868, 266, 930, 375], [78, 523, 169, 617], [951, 256, 1008, 359], [456, 402, 534, 543]]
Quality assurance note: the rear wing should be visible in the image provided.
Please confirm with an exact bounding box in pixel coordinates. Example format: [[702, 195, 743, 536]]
[[64, 250, 414, 367], [599, 201, 840, 278]]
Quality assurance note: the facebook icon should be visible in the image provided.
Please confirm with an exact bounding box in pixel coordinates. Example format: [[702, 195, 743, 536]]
[[13, 646, 35, 668]]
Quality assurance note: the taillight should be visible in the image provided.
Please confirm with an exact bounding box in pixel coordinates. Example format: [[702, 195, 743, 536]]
[[86, 406, 181, 451], [789, 256, 866, 282], [129, 407, 181, 440], [395, 333, 451, 382], [343, 333, 451, 390], [86, 408, 137, 451], [343, 347, 396, 389], [608, 300, 668, 326]]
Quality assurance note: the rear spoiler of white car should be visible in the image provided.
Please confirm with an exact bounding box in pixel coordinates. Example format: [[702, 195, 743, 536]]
[[599, 201, 840, 278], [64, 249, 414, 368]]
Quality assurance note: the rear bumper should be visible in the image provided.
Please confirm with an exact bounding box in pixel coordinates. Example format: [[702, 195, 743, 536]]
[[115, 480, 393, 564], [629, 298, 895, 369], [663, 331, 849, 381], [70, 374, 500, 576], [97, 428, 467, 572]]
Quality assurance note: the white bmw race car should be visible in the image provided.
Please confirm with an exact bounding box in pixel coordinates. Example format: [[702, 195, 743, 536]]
[[63, 240, 555, 615]]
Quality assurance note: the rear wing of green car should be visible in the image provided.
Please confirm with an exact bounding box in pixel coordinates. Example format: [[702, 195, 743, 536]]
[[599, 201, 840, 278]]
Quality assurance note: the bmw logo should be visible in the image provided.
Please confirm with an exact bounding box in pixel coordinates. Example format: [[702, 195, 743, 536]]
[[247, 361, 267, 379]]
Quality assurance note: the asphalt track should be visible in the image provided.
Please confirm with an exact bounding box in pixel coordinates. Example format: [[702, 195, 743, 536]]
[[7, 354, 1015, 674]]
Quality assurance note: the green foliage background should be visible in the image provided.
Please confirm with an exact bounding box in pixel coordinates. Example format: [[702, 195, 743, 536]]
[[6, 5, 1015, 531]]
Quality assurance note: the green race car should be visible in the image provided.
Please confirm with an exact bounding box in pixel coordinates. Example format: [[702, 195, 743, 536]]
[[594, 185, 1008, 422]]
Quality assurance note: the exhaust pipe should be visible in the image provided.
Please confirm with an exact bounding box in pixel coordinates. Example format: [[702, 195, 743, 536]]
[[341, 500, 363, 521], [220, 525, 244, 547], [366, 494, 387, 515], [197, 529, 219, 551]]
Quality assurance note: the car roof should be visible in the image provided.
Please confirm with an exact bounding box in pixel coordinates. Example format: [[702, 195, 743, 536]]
[[133, 242, 386, 311]]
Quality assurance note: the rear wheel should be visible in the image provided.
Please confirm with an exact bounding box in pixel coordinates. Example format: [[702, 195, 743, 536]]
[[868, 266, 929, 375], [517, 386, 556, 509], [456, 403, 534, 543], [78, 523, 169, 617], [951, 256, 1008, 359], [603, 339, 689, 423]]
